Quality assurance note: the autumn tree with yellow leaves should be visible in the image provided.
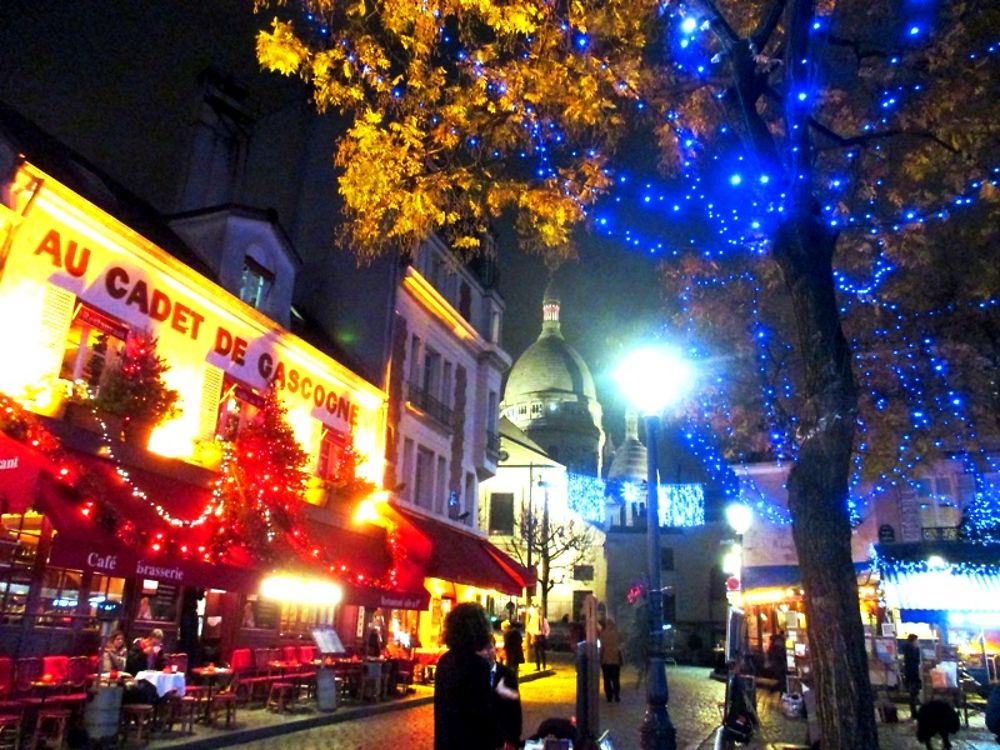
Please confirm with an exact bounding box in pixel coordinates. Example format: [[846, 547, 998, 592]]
[[253, 0, 999, 747]]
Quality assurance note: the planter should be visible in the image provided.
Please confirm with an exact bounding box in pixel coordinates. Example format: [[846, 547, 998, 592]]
[[64, 402, 124, 440], [123, 420, 155, 448], [84, 684, 123, 741]]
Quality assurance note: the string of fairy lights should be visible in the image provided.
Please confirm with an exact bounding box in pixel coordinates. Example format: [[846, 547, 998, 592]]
[[282, 2, 1000, 544]]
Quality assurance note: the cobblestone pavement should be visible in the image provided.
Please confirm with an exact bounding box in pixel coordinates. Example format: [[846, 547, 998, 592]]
[[217, 656, 996, 750]]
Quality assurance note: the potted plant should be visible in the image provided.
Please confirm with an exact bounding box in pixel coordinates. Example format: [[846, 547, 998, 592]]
[[95, 330, 180, 445]]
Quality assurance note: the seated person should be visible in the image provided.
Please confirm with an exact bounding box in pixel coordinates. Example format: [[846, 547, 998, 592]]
[[101, 630, 128, 673], [126, 628, 166, 674]]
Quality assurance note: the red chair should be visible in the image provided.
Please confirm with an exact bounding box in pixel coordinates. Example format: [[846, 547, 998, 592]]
[[297, 646, 316, 664], [13, 658, 42, 696], [166, 653, 188, 673], [0, 657, 21, 712], [12, 659, 43, 719], [52, 657, 89, 714], [230, 649, 266, 705], [40, 657, 68, 686], [280, 646, 300, 666]]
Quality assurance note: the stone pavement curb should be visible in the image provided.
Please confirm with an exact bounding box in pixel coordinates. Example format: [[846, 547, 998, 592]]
[[155, 668, 556, 750]]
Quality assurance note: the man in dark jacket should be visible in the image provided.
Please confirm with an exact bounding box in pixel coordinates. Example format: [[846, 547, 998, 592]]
[[125, 628, 165, 675], [489, 644, 522, 750], [434, 603, 495, 750], [901, 633, 922, 718], [503, 624, 525, 678]]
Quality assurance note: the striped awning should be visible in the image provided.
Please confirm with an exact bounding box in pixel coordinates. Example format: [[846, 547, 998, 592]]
[[881, 568, 1000, 612]]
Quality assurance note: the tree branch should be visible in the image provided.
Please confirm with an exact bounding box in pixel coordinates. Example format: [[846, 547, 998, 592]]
[[809, 119, 960, 155], [751, 0, 789, 50]]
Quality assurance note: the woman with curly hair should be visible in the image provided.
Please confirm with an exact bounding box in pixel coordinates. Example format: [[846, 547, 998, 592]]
[[434, 602, 496, 749]]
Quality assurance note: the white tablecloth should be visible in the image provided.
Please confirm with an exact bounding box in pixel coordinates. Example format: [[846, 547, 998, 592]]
[[135, 670, 186, 697]]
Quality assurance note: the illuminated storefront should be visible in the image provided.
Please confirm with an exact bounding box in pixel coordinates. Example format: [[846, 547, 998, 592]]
[[0, 150, 410, 657]]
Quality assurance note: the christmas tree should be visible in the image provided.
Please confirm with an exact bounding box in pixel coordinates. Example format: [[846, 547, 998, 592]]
[[96, 330, 180, 432], [215, 384, 309, 561]]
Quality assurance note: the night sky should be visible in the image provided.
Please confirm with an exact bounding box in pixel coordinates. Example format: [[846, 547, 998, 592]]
[[0, 0, 668, 442]]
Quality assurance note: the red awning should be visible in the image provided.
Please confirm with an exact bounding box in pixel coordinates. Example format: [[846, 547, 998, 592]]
[[0, 431, 50, 510], [394, 506, 536, 595]]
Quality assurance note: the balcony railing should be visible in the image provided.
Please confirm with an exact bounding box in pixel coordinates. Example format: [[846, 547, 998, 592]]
[[921, 526, 959, 541], [407, 381, 453, 429]]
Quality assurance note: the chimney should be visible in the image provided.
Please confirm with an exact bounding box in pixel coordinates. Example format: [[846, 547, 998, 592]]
[[175, 68, 253, 212]]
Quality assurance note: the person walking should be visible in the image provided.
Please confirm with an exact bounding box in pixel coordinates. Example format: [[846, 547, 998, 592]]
[[599, 616, 623, 703], [534, 613, 550, 671], [434, 603, 496, 750], [901, 633, 922, 719], [503, 623, 525, 679]]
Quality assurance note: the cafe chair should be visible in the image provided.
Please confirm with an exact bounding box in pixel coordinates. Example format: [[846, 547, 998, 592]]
[[52, 657, 89, 714], [229, 649, 265, 706], [119, 703, 155, 746], [265, 682, 295, 713], [359, 661, 383, 702], [208, 688, 238, 728], [165, 653, 188, 674], [182, 685, 211, 721], [175, 697, 199, 735], [395, 659, 415, 695], [0, 658, 22, 713], [40, 658, 68, 688], [29, 707, 70, 750], [0, 713, 23, 750]]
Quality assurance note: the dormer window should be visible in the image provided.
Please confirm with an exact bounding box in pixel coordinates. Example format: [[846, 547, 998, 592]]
[[240, 256, 273, 310]]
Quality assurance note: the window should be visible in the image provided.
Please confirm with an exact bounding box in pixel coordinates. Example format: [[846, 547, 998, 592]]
[[660, 547, 675, 571], [408, 335, 422, 384], [423, 348, 442, 395], [458, 281, 472, 320], [317, 429, 351, 482], [415, 447, 434, 510], [489, 493, 514, 535], [573, 565, 594, 581], [663, 593, 676, 624], [60, 304, 128, 388], [401, 439, 415, 502], [463, 473, 476, 526], [216, 378, 263, 440], [239, 256, 274, 310], [0, 513, 41, 625], [442, 361, 453, 406], [435, 457, 447, 515]]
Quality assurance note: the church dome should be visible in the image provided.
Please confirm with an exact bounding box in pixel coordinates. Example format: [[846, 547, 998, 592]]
[[503, 276, 597, 404], [606, 411, 647, 483]]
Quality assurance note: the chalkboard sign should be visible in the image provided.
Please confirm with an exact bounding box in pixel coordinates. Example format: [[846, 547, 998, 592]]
[[878, 524, 896, 544]]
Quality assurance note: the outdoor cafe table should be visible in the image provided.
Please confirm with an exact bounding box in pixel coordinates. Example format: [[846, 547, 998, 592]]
[[134, 670, 186, 698]]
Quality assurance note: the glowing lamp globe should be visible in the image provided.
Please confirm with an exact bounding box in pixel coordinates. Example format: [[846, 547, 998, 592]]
[[725, 502, 754, 535], [613, 346, 695, 415]]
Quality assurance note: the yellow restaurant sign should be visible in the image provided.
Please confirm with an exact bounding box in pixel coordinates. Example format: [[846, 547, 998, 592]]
[[0, 163, 385, 477]]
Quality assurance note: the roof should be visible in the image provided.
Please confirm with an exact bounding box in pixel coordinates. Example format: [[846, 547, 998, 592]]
[[0, 100, 215, 280], [504, 331, 598, 405]]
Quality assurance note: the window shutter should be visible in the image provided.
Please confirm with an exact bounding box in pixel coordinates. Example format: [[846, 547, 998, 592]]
[[197, 365, 224, 440], [38, 286, 76, 379]]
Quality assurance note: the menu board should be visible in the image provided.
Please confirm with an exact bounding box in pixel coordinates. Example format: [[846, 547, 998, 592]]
[[312, 627, 346, 655]]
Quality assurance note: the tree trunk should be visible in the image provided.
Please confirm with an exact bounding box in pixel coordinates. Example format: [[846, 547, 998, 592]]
[[772, 211, 879, 749]]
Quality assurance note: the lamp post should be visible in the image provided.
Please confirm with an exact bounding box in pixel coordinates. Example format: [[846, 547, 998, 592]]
[[614, 347, 694, 750]]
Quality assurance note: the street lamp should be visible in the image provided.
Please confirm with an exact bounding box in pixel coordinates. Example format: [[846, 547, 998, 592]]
[[614, 346, 694, 750]]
